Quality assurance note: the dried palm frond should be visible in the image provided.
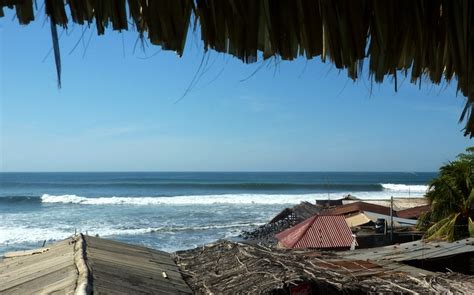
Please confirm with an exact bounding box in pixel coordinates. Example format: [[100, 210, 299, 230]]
[[2, 0, 474, 136]]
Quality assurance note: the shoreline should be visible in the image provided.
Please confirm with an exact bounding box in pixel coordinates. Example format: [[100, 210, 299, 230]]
[[1, 196, 429, 258]]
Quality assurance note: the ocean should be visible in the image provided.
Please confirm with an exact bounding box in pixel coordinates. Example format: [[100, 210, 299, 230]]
[[0, 172, 435, 255]]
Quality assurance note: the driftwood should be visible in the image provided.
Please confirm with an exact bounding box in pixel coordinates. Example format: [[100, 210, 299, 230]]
[[174, 240, 474, 294]]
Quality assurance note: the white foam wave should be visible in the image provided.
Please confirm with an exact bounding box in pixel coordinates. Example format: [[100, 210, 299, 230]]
[[41, 193, 319, 205], [0, 227, 72, 245], [381, 183, 429, 193], [41, 190, 424, 206], [0, 221, 262, 246]]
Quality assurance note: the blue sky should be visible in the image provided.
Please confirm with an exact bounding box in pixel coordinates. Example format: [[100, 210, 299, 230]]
[[0, 11, 472, 172]]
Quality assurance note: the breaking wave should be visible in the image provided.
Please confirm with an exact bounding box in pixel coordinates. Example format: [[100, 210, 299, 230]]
[[1, 189, 429, 207], [381, 183, 429, 193], [40, 193, 318, 205], [39, 190, 424, 206], [0, 186, 428, 207]]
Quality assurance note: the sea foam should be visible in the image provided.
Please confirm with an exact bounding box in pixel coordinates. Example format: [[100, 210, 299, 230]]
[[381, 183, 429, 193], [41, 189, 425, 206], [41, 193, 318, 205], [0, 222, 263, 245]]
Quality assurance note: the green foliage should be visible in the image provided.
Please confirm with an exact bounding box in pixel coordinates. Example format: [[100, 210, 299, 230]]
[[458, 147, 474, 162], [469, 217, 474, 237], [419, 147, 474, 241]]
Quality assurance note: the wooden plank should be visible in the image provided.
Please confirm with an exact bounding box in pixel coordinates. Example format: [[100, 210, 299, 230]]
[[85, 236, 168, 256], [88, 259, 191, 291], [4, 247, 51, 259], [0, 258, 74, 291], [87, 252, 183, 277], [92, 270, 192, 295], [0, 247, 73, 279], [90, 263, 189, 291], [87, 247, 179, 270], [0, 235, 192, 294], [0, 240, 72, 268], [0, 238, 77, 294], [39, 275, 77, 295], [0, 265, 77, 295], [83, 235, 192, 294], [0, 249, 72, 277]]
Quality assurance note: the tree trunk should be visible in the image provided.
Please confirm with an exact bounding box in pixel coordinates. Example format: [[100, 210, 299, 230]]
[[454, 214, 470, 240]]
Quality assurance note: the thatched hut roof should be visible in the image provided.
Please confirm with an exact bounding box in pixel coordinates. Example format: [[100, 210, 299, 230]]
[[3, 1, 474, 136], [269, 201, 322, 224], [174, 240, 474, 294]]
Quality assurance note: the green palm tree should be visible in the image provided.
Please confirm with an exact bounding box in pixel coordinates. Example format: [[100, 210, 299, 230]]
[[418, 147, 474, 241]]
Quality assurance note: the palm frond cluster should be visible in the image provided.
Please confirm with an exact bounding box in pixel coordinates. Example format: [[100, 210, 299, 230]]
[[419, 147, 474, 241], [2, 1, 474, 135]]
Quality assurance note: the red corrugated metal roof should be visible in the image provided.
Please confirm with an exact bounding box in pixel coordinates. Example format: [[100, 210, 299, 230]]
[[276, 215, 356, 249]]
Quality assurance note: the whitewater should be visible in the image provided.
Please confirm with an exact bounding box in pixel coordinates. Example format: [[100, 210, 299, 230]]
[[39, 183, 428, 205], [0, 172, 434, 255]]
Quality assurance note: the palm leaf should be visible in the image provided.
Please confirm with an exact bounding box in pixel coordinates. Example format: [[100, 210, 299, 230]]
[[424, 213, 459, 241]]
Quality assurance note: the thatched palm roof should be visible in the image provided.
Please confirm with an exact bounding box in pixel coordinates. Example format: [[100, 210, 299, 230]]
[[3, 0, 474, 136], [174, 240, 474, 294]]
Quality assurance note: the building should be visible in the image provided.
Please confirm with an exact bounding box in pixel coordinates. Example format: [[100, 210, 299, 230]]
[[276, 215, 356, 250]]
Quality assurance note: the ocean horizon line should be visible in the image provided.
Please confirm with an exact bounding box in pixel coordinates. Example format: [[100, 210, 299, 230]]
[[0, 170, 438, 174]]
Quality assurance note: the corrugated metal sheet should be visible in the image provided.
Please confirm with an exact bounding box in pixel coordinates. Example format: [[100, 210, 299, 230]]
[[345, 211, 417, 228], [341, 199, 428, 211], [345, 212, 373, 227], [396, 205, 431, 219], [276, 215, 356, 249], [343, 238, 474, 262], [324, 202, 393, 216], [364, 211, 417, 227]]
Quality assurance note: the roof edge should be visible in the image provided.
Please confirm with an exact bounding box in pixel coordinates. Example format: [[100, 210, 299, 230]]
[[73, 234, 92, 295]]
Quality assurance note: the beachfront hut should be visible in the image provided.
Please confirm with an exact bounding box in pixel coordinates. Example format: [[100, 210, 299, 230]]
[[276, 215, 356, 250], [2, 0, 474, 136]]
